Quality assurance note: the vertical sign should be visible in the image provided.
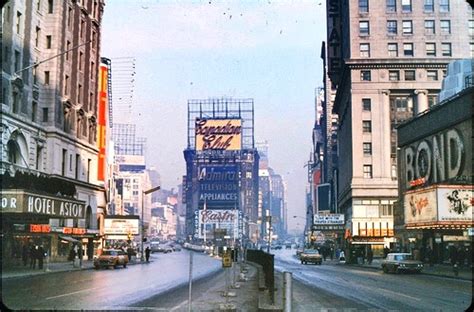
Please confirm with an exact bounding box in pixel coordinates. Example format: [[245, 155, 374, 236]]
[[326, 0, 342, 84], [97, 63, 108, 181]]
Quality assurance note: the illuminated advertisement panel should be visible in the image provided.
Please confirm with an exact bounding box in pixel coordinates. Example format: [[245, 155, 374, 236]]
[[104, 217, 139, 235], [194, 209, 242, 239], [97, 64, 108, 181], [404, 188, 438, 224], [437, 186, 473, 222], [195, 119, 242, 151], [198, 165, 239, 209]]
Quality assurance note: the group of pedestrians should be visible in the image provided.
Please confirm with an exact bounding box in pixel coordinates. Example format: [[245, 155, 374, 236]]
[[22, 244, 47, 270]]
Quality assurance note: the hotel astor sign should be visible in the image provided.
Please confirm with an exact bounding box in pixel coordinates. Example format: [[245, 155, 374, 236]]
[[1, 190, 85, 218]]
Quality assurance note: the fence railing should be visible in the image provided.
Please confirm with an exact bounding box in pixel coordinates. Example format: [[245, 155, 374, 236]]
[[246, 249, 274, 303]]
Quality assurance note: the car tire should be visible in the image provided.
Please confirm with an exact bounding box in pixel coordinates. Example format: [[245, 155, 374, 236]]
[[123, 263, 127, 268], [382, 266, 388, 273], [114, 262, 118, 269]]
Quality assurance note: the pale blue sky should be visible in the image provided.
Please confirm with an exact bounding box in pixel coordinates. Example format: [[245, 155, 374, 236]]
[[102, 0, 327, 232]]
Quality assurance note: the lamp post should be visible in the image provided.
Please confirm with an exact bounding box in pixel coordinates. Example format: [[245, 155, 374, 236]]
[[141, 185, 161, 261]]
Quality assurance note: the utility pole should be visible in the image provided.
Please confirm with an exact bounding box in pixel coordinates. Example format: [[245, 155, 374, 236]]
[[141, 185, 161, 261]]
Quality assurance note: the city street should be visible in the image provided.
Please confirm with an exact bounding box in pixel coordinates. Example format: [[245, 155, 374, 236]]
[[1, 250, 221, 311], [273, 249, 472, 311]]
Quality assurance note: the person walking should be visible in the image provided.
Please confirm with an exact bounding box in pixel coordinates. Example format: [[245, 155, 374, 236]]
[[145, 246, 151, 262], [22, 244, 29, 267], [30, 245, 37, 269], [37, 245, 45, 270], [367, 248, 373, 265]]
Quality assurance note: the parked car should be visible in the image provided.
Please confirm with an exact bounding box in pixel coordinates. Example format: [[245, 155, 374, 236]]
[[381, 253, 423, 274], [271, 245, 283, 250], [285, 243, 292, 249], [154, 244, 173, 253], [94, 249, 129, 269], [300, 249, 323, 265]]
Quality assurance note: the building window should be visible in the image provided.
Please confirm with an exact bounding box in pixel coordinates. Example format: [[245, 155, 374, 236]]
[[424, 20, 435, 34], [62, 149, 67, 176], [439, 0, 450, 12], [33, 68, 38, 85], [363, 165, 373, 178], [389, 70, 400, 81], [44, 71, 50, 85], [428, 94, 438, 107], [440, 20, 451, 34], [403, 43, 414, 56], [405, 70, 416, 81], [32, 101, 37, 122], [359, 0, 369, 13], [79, 51, 83, 71], [78, 84, 82, 103], [42, 107, 48, 122], [67, 7, 72, 29], [362, 98, 371, 111], [426, 43, 436, 56], [361, 70, 371, 81], [360, 21, 370, 36], [360, 43, 370, 57], [469, 20, 474, 38], [35, 27, 40, 47], [91, 30, 97, 48], [387, 20, 397, 35], [386, 0, 396, 12], [388, 43, 398, 56], [80, 19, 86, 39], [75, 154, 80, 179], [471, 43, 474, 57], [69, 154, 73, 171], [64, 75, 69, 95], [424, 0, 434, 12], [402, 21, 413, 35], [392, 97, 411, 112], [36, 146, 43, 170], [90, 62, 95, 80], [46, 35, 52, 49], [14, 50, 20, 72], [427, 70, 438, 81], [16, 11, 22, 34], [362, 120, 372, 133], [363, 143, 372, 155], [48, 0, 53, 13], [402, 0, 412, 12], [441, 43, 452, 56], [87, 159, 91, 182], [66, 41, 71, 60]]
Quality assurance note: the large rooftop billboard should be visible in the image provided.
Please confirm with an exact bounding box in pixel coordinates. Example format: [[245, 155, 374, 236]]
[[195, 118, 242, 151]]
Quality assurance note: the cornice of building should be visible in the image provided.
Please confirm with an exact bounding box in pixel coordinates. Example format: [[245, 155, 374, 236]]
[[344, 58, 455, 69]]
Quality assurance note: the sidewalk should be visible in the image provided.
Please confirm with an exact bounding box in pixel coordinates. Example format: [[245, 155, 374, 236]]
[[1, 258, 145, 280], [341, 258, 472, 280]]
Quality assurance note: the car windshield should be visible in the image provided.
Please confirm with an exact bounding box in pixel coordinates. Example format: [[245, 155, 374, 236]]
[[394, 254, 413, 261], [103, 250, 117, 256], [304, 249, 319, 254]]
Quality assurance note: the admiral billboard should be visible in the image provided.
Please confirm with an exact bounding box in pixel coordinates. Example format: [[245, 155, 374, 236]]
[[198, 165, 239, 209]]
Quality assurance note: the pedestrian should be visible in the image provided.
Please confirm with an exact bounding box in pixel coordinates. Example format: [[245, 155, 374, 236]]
[[30, 245, 37, 269], [450, 245, 458, 266], [457, 246, 465, 267], [425, 246, 433, 266], [145, 246, 151, 262], [22, 244, 28, 267], [383, 246, 390, 258], [37, 245, 45, 270], [68, 247, 76, 265], [367, 248, 373, 265]]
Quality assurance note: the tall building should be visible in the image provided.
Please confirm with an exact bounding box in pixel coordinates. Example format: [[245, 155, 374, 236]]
[[183, 98, 259, 246], [326, 0, 472, 258], [1, 0, 106, 263]]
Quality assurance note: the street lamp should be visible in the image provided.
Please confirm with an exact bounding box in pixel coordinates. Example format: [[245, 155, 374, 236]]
[[141, 185, 161, 261]]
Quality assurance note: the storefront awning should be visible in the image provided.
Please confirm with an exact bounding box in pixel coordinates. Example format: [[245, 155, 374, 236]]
[[59, 235, 80, 243]]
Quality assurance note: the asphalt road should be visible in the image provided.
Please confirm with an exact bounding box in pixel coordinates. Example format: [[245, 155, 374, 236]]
[[1, 250, 221, 311], [273, 249, 473, 311]]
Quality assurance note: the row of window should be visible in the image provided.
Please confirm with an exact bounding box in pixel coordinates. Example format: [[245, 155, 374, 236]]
[[359, 42, 452, 59], [359, 0, 450, 14], [360, 69, 444, 82], [61, 149, 92, 182], [360, 19, 452, 36]]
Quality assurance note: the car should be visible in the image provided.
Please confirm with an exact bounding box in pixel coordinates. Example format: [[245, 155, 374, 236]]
[[154, 244, 173, 253], [271, 245, 283, 250], [285, 243, 292, 249], [381, 253, 423, 274], [94, 249, 129, 269], [300, 249, 323, 265], [296, 247, 304, 257]]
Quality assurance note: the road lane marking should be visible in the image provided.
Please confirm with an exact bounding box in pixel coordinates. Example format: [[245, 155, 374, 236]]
[[46, 287, 97, 300], [170, 299, 189, 311]]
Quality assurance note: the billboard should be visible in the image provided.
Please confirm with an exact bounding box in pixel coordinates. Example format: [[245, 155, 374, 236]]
[[437, 187, 473, 222], [194, 209, 242, 239], [198, 165, 239, 209], [404, 188, 438, 224], [317, 183, 331, 212], [195, 119, 242, 151], [104, 216, 139, 235], [97, 63, 108, 181], [314, 213, 344, 225]]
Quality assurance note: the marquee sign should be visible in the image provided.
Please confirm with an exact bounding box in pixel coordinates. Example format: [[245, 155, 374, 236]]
[[195, 119, 242, 151], [314, 213, 344, 225], [104, 217, 139, 235], [1, 190, 85, 218]]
